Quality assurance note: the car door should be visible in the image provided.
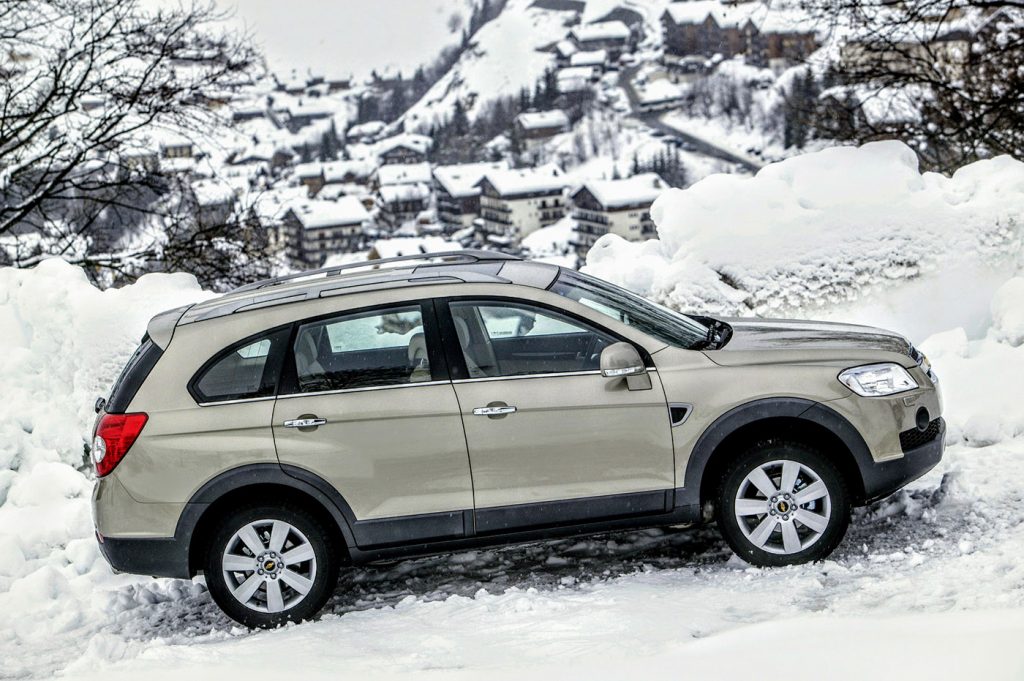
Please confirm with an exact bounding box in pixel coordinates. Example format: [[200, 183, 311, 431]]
[[440, 298, 676, 533], [272, 300, 474, 547]]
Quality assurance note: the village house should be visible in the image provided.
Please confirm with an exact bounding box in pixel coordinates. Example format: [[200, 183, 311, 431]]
[[375, 133, 432, 165], [570, 49, 609, 75], [283, 196, 371, 266], [283, 101, 335, 132], [293, 161, 327, 196], [367, 236, 460, 261], [635, 79, 684, 112], [661, 1, 818, 71], [190, 179, 237, 228], [475, 164, 568, 246], [513, 110, 570, 150], [569, 173, 667, 258], [377, 183, 431, 231], [569, 20, 632, 60], [433, 161, 510, 232], [346, 120, 387, 143], [371, 162, 433, 191]]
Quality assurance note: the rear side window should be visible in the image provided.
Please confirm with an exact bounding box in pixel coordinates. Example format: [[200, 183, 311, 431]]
[[190, 327, 290, 403], [289, 305, 429, 393]]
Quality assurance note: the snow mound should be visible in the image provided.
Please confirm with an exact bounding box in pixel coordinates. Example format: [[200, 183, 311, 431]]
[[0, 260, 210, 674], [584, 141, 1024, 316]]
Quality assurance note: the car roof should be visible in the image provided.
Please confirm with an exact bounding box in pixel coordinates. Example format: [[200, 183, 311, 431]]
[[176, 250, 563, 326]]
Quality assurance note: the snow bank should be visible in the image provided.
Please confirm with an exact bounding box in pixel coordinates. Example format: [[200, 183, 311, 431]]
[[0, 260, 210, 674], [585, 141, 1024, 317]]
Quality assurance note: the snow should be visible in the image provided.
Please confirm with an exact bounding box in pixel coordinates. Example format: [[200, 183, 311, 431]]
[[481, 163, 567, 196], [370, 237, 461, 260], [574, 173, 668, 208], [570, 20, 631, 43], [584, 141, 1024, 317], [7, 144, 1024, 678], [197, 0, 477, 82], [433, 161, 509, 198], [289, 197, 370, 229], [402, 0, 570, 127], [521, 215, 576, 259], [378, 183, 431, 204], [635, 79, 682, 104], [515, 110, 570, 131], [376, 163, 433, 187]]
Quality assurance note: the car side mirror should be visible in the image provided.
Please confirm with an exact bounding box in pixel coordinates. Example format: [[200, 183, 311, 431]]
[[600, 342, 651, 391]]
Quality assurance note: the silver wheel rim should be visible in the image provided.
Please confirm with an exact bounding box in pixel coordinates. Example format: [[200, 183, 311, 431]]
[[734, 459, 832, 556], [222, 519, 317, 613]]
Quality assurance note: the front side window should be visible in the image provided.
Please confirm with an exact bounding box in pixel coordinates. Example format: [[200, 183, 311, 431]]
[[550, 270, 708, 349], [291, 305, 430, 393], [449, 300, 615, 378], [192, 328, 290, 403]]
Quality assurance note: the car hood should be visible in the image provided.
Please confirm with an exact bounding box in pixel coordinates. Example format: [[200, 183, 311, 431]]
[[705, 317, 915, 367]]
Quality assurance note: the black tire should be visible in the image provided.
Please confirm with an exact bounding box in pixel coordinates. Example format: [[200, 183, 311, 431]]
[[715, 440, 850, 567], [204, 504, 338, 628]]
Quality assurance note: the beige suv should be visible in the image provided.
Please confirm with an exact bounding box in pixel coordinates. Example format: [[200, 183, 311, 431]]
[[91, 251, 944, 627]]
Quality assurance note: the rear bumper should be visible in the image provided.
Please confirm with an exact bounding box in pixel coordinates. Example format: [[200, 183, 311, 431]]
[[859, 418, 945, 504], [96, 532, 191, 579]]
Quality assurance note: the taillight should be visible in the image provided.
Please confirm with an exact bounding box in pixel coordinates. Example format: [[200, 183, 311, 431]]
[[92, 413, 148, 477]]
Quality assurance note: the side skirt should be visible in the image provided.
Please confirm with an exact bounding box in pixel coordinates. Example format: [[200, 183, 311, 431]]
[[348, 490, 700, 564]]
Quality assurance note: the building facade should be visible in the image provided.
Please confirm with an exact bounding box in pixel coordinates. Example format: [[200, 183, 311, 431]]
[[476, 166, 568, 246], [283, 197, 371, 266], [569, 173, 666, 258]]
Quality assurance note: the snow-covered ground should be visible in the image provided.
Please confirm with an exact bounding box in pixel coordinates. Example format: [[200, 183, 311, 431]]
[[5, 143, 1024, 678]]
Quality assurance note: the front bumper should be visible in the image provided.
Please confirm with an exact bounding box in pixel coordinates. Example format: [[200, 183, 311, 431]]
[[860, 418, 945, 504], [96, 532, 191, 579]]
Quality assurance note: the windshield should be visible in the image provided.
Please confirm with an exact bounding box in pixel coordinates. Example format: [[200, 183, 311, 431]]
[[550, 270, 709, 349]]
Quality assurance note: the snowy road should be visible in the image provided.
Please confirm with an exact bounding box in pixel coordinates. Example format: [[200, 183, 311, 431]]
[[8, 437, 1024, 679]]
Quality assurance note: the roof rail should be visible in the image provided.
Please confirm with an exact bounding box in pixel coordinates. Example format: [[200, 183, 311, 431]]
[[231, 249, 522, 293]]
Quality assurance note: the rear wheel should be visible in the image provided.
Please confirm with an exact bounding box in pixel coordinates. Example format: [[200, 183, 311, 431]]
[[716, 441, 850, 567], [204, 505, 337, 628]]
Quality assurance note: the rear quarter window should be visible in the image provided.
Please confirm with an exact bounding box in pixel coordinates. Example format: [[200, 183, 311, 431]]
[[189, 327, 290, 404]]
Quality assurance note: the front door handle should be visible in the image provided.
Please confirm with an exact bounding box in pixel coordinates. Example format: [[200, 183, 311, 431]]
[[283, 417, 327, 429], [473, 405, 517, 416]]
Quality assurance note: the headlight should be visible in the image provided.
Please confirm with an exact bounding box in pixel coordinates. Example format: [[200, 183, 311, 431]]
[[838, 363, 918, 397]]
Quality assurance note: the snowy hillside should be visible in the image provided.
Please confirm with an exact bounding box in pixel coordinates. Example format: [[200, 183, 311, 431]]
[[209, 0, 478, 81], [4, 146, 1024, 677]]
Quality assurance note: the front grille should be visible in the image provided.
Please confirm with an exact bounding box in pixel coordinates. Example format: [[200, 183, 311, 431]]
[[899, 418, 942, 452]]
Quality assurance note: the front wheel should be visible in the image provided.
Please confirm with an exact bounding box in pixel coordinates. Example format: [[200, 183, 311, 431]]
[[716, 441, 850, 567], [204, 505, 338, 628]]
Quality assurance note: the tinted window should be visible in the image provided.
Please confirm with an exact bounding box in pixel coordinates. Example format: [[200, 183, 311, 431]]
[[192, 328, 289, 403], [551, 270, 708, 349], [291, 305, 429, 393], [449, 301, 615, 378]]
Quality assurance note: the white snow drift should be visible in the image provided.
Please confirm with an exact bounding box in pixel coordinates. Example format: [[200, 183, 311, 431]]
[[585, 140, 1024, 317]]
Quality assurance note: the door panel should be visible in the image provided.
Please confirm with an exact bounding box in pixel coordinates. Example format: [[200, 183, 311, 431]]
[[273, 384, 473, 520], [272, 301, 473, 525], [452, 372, 675, 511]]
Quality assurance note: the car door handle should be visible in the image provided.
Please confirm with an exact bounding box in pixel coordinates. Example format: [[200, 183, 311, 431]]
[[283, 417, 327, 428], [473, 405, 517, 416]]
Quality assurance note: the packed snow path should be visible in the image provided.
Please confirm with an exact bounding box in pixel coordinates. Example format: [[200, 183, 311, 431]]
[[6, 438, 1024, 679]]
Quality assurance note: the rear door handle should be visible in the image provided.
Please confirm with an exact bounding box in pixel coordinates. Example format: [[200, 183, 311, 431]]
[[283, 417, 327, 428], [472, 405, 516, 416]]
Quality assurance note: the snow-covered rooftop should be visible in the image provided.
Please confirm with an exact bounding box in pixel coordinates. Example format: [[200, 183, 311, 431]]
[[379, 182, 431, 204], [190, 179, 236, 207], [376, 162, 433, 186], [433, 161, 510, 198], [478, 164, 567, 197], [289, 196, 370, 229], [370, 236, 460, 259], [636, 79, 683, 104], [570, 49, 608, 67], [374, 133, 432, 158], [571, 20, 631, 43], [515, 110, 570, 131], [347, 120, 386, 139], [574, 173, 668, 209]]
